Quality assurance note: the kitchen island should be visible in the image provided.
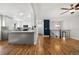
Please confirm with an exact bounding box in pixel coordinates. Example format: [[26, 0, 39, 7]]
[[8, 30, 36, 44]]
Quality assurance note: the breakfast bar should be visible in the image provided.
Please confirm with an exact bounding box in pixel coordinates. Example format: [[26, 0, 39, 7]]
[[8, 30, 35, 44]]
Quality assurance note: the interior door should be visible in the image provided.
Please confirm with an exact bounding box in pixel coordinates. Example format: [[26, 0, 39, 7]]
[[44, 19, 50, 35]]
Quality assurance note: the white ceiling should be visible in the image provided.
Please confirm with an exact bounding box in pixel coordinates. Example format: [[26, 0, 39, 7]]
[[34, 3, 79, 18], [0, 3, 79, 20], [0, 3, 33, 18]]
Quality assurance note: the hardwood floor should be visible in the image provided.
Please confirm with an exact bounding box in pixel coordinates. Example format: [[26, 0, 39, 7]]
[[0, 35, 79, 55]]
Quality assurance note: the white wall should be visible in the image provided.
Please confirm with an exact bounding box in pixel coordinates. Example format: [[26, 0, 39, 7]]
[[62, 15, 79, 40], [37, 15, 79, 40], [35, 3, 79, 40]]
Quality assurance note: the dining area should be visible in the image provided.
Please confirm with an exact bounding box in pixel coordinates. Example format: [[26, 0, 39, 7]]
[[49, 29, 70, 39]]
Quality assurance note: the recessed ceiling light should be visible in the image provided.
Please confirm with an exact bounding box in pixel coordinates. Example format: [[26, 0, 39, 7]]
[[19, 12, 24, 16], [27, 14, 31, 17], [55, 24, 60, 28]]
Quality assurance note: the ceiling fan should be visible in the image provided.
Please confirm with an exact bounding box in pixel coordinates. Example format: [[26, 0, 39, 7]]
[[60, 3, 79, 15]]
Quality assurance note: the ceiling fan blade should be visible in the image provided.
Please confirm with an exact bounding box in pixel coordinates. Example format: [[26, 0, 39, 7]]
[[61, 8, 71, 10], [75, 3, 79, 7], [60, 10, 69, 15], [70, 4, 74, 8], [75, 7, 79, 10]]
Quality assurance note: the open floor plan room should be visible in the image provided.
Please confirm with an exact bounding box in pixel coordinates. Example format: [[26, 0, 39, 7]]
[[0, 3, 79, 55]]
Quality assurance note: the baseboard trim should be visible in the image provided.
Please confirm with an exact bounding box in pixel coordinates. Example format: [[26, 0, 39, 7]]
[[70, 37, 79, 40], [43, 35, 49, 37]]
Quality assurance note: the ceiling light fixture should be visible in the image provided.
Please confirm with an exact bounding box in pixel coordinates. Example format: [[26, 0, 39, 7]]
[[55, 24, 60, 28], [19, 12, 24, 17], [27, 14, 31, 17], [69, 9, 75, 13]]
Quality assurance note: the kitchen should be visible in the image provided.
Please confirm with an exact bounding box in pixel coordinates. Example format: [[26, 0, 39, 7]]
[[0, 3, 37, 44]]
